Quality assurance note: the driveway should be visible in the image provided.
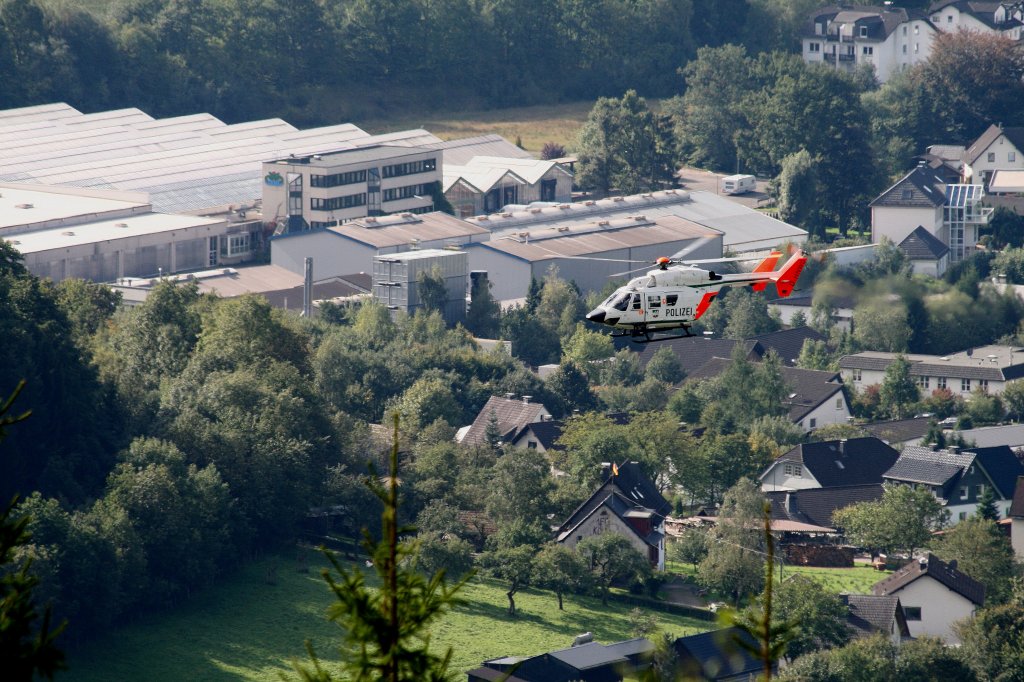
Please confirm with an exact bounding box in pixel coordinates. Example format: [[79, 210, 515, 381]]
[[676, 165, 773, 210]]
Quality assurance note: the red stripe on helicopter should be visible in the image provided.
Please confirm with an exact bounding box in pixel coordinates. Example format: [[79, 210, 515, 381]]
[[693, 291, 718, 320]]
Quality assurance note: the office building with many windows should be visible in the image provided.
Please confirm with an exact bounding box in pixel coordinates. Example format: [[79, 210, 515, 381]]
[[262, 146, 441, 231]]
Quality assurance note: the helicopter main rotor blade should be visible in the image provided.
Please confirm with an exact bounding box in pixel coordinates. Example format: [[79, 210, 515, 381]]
[[608, 264, 655, 278], [667, 235, 718, 263]]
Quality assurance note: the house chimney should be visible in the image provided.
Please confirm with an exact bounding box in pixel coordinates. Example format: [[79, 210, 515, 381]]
[[522, 395, 532, 404], [600, 462, 611, 479], [504, 392, 515, 399], [839, 438, 847, 455], [949, 559, 957, 570], [949, 445, 960, 454]]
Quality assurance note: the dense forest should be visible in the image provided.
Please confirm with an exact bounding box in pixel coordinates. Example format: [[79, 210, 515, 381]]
[[0, 0, 819, 123]]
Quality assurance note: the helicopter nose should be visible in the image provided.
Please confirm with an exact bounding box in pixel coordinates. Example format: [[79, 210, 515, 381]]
[[586, 308, 606, 324]]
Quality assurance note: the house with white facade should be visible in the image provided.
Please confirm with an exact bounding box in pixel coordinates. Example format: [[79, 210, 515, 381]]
[[556, 461, 670, 570], [801, 5, 938, 83], [802, 3, 1023, 84], [928, 0, 1024, 39], [963, 124, 1024, 187], [883, 444, 1024, 521], [898, 225, 950, 276], [839, 345, 1024, 398], [872, 553, 985, 643], [870, 165, 990, 263]]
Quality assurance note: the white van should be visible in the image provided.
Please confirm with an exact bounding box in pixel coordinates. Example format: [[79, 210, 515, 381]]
[[720, 174, 756, 195]]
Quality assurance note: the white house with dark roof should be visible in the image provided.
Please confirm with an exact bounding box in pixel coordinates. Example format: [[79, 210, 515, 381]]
[[870, 164, 991, 262], [840, 345, 1024, 397], [760, 437, 900, 492], [883, 444, 1024, 521], [898, 225, 950, 276], [928, 0, 1024, 40], [802, 5, 937, 83], [872, 553, 985, 643], [963, 124, 1024, 187]]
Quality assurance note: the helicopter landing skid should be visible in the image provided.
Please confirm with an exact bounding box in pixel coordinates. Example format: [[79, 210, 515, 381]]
[[610, 326, 693, 343]]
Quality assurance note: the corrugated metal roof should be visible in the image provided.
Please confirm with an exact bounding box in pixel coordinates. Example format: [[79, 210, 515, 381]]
[[476, 217, 714, 262], [426, 134, 533, 166], [327, 212, 488, 248]]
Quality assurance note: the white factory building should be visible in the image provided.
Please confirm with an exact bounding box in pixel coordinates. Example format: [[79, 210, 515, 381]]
[[0, 183, 234, 283]]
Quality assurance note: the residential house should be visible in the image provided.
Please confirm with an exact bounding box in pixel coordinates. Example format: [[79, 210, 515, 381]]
[[672, 628, 765, 681], [686, 360, 851, 431], [760, 437, 900, 492], [767, 484, 884, 530], [444, 156, 573, 218], [898, 225, 950, 277], [1011, 476, 1024, 560], [801, 3, 1023, 85], [883, 444, 1024, 521], [457, 394, 551, 447], [914, 144, 965, 182], [928, 1, 1024, 41], [801, 6, 937, 84], [468, 638, 654, 682], [840, 345, 1024, 398], [869, 164, 990, 263], [841, 594, 912, 644], [963, 124, 1024, 187], [872, 553, 985, 643], [557, 461, 671, 570]]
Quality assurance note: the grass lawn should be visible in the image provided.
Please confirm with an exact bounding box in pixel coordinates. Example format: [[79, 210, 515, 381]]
[[665, 560, 890, 598], [64, 553, 709, 682], [358, 100, 596, 157]]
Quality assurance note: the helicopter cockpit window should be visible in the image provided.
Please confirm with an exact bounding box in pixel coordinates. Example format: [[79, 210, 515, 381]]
[[610, 292, 630, 311], [631, 294, 642, 310], [647, 295, 661, 308], [665, 294, 678, 306]]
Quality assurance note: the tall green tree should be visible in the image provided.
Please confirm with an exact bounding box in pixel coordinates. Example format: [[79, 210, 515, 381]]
[[879, 355, 918, 420], [292, 416, 467, 681], [833, 483, 948, 557], [698, 478, 766, 603], [577, 533, 651, 606], [532, 543, 590, 611]]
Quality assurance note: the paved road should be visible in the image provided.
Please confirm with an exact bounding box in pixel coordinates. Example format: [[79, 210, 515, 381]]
[[676, 165, 773, 210]]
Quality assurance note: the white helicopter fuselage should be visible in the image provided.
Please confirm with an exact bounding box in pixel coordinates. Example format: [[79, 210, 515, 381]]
[[586, 266, 726, 330], [585, 250, 806, 338]]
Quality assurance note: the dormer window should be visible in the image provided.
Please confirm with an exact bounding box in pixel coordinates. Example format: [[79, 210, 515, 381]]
[[860, 26, 868, 38]]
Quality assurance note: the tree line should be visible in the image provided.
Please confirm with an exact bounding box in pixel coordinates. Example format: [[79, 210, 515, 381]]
[[0, 0, 820, 125]]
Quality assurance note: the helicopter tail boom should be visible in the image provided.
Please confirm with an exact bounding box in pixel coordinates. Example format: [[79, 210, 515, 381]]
[[770, 251, 807, 298]]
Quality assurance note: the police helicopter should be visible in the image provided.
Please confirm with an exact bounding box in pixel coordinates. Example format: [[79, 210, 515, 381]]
[[584, 247, 807, 342]]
